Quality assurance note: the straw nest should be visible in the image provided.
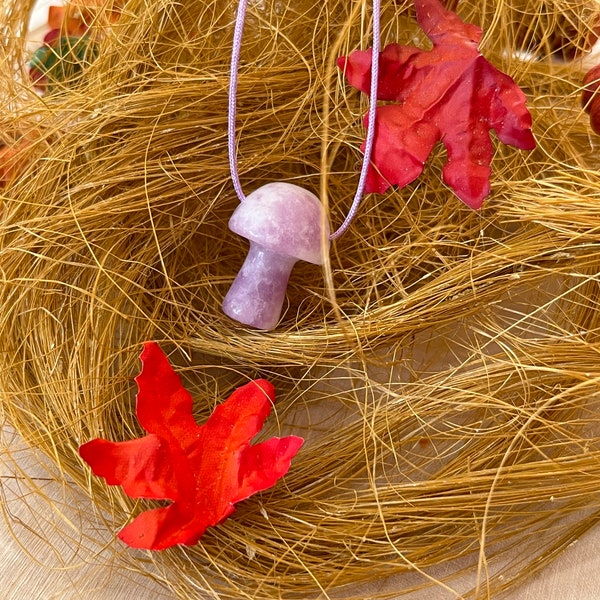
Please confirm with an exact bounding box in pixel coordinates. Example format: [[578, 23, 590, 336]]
[[2, 0, 600, 598]]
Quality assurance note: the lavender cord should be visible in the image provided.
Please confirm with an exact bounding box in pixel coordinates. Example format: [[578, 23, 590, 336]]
[[227, 0, 249, 203], [330, 0, 381, 240], [228, 0, 381, 239]]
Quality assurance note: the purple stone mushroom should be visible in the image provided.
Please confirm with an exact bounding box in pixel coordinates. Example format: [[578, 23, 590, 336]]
[[222, 182, 329, 330]]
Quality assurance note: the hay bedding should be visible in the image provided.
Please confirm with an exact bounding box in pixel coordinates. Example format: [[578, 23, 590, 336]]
[[1, 1, 600, 598]]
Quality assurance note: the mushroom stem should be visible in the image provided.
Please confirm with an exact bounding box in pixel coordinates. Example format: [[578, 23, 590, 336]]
[[222, 242, 298, 330]]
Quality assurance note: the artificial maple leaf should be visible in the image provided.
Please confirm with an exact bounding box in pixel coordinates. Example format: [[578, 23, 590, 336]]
[[48, 5, 88, 39], [48, 0, 122, 35], [79, 341, 303, 550], [0, 144, 26, 186], [582, 64, 600, 135], [338, 0, 536, 209]]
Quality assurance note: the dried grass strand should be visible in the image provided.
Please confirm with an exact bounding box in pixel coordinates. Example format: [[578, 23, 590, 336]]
[[1, 1, 600, 599]]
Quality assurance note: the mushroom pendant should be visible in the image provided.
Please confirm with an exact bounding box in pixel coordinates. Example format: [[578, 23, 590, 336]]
[[222, 182, 329, 330]]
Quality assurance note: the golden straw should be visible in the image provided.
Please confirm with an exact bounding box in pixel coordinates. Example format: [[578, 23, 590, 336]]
[[2, 1, 600, 598]]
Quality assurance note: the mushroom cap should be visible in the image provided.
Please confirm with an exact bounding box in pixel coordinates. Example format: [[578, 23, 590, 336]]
[[228, 182, 329, 265]]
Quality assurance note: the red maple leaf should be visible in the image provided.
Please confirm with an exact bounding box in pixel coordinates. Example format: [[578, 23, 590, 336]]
[[338, 0, 536, 209], [582, 64, 600, 135], [79, 342, 303, 550]]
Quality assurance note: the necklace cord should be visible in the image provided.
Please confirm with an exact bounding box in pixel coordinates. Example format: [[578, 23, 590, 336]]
[[330, 0, 381, 239], [228, 0, 248, 203], [227, 0, 381, 239]]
